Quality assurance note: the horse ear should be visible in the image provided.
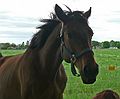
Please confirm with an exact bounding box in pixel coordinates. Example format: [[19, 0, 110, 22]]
[[55, 4, 68, 23], [84, 7, 91, 19]]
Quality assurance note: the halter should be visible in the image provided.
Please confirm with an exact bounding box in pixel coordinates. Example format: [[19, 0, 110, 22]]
[[60, 23, 94, 77]]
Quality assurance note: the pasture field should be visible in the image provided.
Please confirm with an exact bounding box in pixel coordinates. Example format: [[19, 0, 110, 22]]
[[0, 49, 120, 99]]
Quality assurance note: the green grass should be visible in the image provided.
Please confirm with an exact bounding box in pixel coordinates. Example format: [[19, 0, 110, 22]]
[[64, 49, 120, 99], [0, 49, 25, 56], [0, 49, 120, 99]]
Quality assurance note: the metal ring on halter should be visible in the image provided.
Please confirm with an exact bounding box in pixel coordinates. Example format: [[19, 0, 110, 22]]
[[70, 54, 77, 64]]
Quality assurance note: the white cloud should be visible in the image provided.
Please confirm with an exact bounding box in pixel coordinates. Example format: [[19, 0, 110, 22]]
[[0, 0, 120, 43]]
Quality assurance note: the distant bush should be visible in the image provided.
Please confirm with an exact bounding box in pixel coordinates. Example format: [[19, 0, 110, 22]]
[[102, 41, 110, 48], [0, 41, 29, 50]]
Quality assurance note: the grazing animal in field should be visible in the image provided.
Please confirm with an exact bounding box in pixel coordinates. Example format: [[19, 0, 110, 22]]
[[0, 4, 98, 99], [93, 90, 120, 99]]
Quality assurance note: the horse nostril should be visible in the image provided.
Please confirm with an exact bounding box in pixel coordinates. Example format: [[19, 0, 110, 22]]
[[84, 64, 99, 77]]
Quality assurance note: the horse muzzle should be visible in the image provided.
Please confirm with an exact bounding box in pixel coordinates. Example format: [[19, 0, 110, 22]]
[[82, 77, 96, 84], [81, 63, 99, 84]]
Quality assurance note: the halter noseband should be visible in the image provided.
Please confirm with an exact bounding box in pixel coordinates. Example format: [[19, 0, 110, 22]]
[[60, 23, 94, 77]]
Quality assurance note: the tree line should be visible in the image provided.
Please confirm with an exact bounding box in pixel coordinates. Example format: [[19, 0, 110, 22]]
[[0, 40, 120, 50], [0, 41, 29, 50], [92, 40, 120, 49]]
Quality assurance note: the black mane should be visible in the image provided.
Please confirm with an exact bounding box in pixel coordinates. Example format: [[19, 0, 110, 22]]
[[29, 8, 86, 49], [29, 13, 60, 49]]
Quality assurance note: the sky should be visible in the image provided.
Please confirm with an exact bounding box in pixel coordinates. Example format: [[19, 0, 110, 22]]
[[0, 0, 120, 44]]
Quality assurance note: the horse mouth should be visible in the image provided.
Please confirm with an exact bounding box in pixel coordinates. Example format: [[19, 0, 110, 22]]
[[82, 78, 96, 84]]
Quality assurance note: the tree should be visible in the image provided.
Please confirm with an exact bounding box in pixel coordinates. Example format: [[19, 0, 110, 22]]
[[21, 42, 25, 49], [110, 40, 116, 47], [92, 41, 100, 49], [117, 42, 120, 49], [25, 41, 29, 48], [102, 41, 110, 48], [11, 43, 17, 48], [1, 43, 11, 49]]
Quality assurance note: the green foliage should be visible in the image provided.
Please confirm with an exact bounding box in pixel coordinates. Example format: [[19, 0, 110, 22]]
[[102, 41, 110, 48], [25, 40, 30, 48], [117, 42, 120, 49], [92, 40, 120, 49], [110, 40, 116, 47], [0, 41, 30, 50], [0, 43, 11, 49], [92, 41, 100, 49]]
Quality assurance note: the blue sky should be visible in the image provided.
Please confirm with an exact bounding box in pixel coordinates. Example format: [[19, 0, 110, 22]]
[[0, 0, 120, 44]]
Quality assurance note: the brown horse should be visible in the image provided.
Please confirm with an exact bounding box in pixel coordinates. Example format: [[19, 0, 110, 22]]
[[0, 4, 99, 99], [93, 90, 120, 99]]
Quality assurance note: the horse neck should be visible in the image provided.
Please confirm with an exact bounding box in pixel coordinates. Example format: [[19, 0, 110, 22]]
[[23, 22, 63, 81], [39, 23, 62, 80]]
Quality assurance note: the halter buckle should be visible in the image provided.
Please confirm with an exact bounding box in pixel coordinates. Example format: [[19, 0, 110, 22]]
[[70, 54, 76, 64]]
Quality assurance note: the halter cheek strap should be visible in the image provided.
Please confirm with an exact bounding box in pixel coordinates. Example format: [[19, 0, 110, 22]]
[[62, 44, 93, 76], [60, 23, 93, 77], [71, 49, 93, 76]]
